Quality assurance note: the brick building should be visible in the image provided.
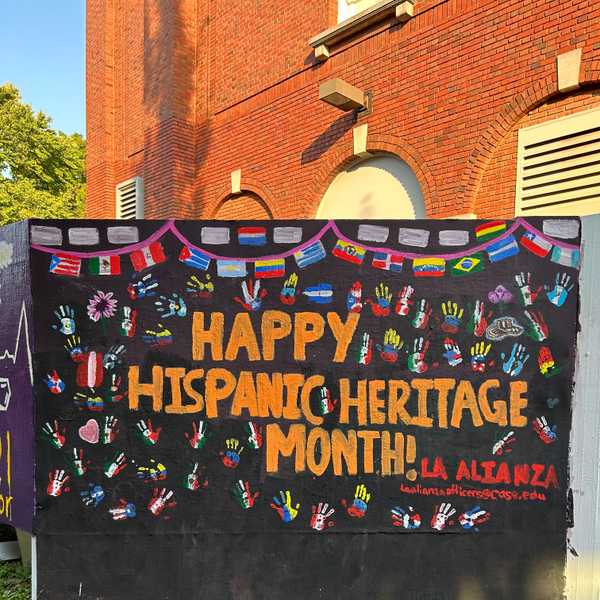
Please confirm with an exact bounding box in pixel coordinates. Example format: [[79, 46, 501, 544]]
[[86, 0, 600, 221]]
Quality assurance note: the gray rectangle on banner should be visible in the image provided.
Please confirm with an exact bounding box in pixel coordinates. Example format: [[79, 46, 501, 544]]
[[201, 227, 230, 245], [30, 226, 62, 246], [273, 227, 303, 244], [358, 224, 389, 242]]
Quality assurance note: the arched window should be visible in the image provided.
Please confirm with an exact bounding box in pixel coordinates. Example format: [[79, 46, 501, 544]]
[[316, 154, 426, 219], [213, 192, 273, 220]]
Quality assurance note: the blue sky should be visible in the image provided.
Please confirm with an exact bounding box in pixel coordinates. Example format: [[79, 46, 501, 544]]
[[0, 1, 85, 136]]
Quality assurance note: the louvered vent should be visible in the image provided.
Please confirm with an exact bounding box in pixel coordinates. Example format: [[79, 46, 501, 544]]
[[116, 177, 144, 219], [516, 108, 600, 216]]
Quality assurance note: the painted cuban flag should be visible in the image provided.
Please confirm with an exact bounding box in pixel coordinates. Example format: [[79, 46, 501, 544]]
[[217, 260, 247, 278], [332, 239, 366, 265], [179, 246, 211, 271], [550, 245, 580, 269], [486, 234, 519, 263], [129, 242, 167, 271], [88, 255, 121, 276], [49, 253, 82, 277], [255, 258, 285, 279], [519, 232, 552, 257], [238, 227, 267, 246], [371, 251, 403, 272], [294, 240, 326, 269]]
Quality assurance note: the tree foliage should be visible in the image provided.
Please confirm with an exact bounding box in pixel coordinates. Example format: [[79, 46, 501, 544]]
[[0, 83, 85, 224]]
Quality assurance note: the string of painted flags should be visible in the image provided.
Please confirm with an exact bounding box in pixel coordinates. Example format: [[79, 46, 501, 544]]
[[45, 219, 581, 279]]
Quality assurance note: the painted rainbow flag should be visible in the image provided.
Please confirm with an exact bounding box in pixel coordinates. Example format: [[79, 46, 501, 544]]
[[255, 258, 285, 279], [475, 221, 506, 242]]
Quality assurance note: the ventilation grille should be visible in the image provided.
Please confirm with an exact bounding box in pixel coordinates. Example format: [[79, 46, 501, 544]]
[[116, 177, 144, 219], [516, 108, 600, 216]]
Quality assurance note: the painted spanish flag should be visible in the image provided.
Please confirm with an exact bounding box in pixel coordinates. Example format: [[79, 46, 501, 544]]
[[475, 221, 506, 242]]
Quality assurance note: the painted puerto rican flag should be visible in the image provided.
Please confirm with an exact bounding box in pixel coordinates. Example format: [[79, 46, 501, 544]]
[[255, 258, 285, 279], [372, 251, 403, 272], [179, 246, 211, 271], [519, 232, 552, 257], [238, 227, 267, 246], [88, 255, 121, 276], [332, 240, 366, 265], [129, 242, 167, 272], [49, 253, 82, 277], [75, 351, 104, 389]]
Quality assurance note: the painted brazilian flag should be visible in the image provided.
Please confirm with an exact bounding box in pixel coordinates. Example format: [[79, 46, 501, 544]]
[[449, 252, 485, 277]]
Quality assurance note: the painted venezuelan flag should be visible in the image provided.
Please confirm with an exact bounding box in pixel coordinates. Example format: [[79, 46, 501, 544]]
[[412, 257, 445, 277]]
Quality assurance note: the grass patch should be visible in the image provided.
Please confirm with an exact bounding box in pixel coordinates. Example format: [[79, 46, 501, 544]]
[[0, 561, 30, 600]]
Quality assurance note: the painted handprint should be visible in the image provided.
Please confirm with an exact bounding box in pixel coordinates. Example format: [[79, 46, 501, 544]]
[[42, 420, 66, 449], [52, 305, 76, 335], [357, 332, 373, 366], [341, 484, 371, 519], [74, 390, 104, 411], [271, 490, 300, 523], [80, 484, 105, 508], [245, 422, 263, 449], [310, 502, 335, 531], [45, 370, 65, 394], [411, 299, 432, 330], [47, 469, 70, 497], [232, 480, 260, 509], [533, 416, 557, 444], [104, 451, 128, 478], [154, 293, 187, 318], [431, 503, 455, 531], [119, 306, 137, 337], [148, 488, 176, 517], [185, 420, 209, 450], [391, 506, 422, 529], [136, 459, 168, 482], [395, 285, 414, 317], [318, 386, 338, 416], [136, 418, 162, 445], [234, 278, 267, 312], [470, 341, 491, 373], [515, 272, 541, 306], [107, 373, 126, 403], [128, 272, 158, 300], [538, 346, 560, 378], [101, 416, 119, 445], [523, 309, 549, 342], [69, 448, 90, 476], [467, 300, 492, 338], [442, 338, 462, 367], [184, 463, 208, 491], [142, 323, 173, 347], [492, 431, 515, 456], [459, 506, 491, 531], [545, 272, 574, 308], [186, 274, 214, 299], [377, 328, 403, 363], [408, 337, 430, 373], [221, 438, 244, 468], [440, 301, 464, 334], [369, 283, 392, 317], [501, 343, 529, 377], [64, 334, 84, 361], [346, 281, 363, 313], [103, 344, 126, 370], [279, 273, 299, 306], [109, 499, 136, 521]]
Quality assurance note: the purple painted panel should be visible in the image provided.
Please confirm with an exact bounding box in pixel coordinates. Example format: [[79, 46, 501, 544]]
[[0, 221, 35, 532]]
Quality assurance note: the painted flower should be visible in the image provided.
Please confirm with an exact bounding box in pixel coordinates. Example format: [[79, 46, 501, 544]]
[[487, 285, 513, 305], [0, 241, 14, 269], [87, 291, 118, 322]]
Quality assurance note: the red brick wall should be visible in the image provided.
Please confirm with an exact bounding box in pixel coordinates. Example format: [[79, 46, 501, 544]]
[[86, 0, 600, 219]]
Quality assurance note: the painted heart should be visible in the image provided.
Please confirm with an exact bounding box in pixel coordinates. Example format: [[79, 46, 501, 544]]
[[78, 419, 99, 444]]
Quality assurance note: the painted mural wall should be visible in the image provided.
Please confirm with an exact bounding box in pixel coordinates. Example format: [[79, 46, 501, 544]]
[[1, 217, 584, 598]]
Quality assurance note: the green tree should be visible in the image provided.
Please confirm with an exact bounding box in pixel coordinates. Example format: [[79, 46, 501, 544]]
[[0, 83, 85, 224]]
